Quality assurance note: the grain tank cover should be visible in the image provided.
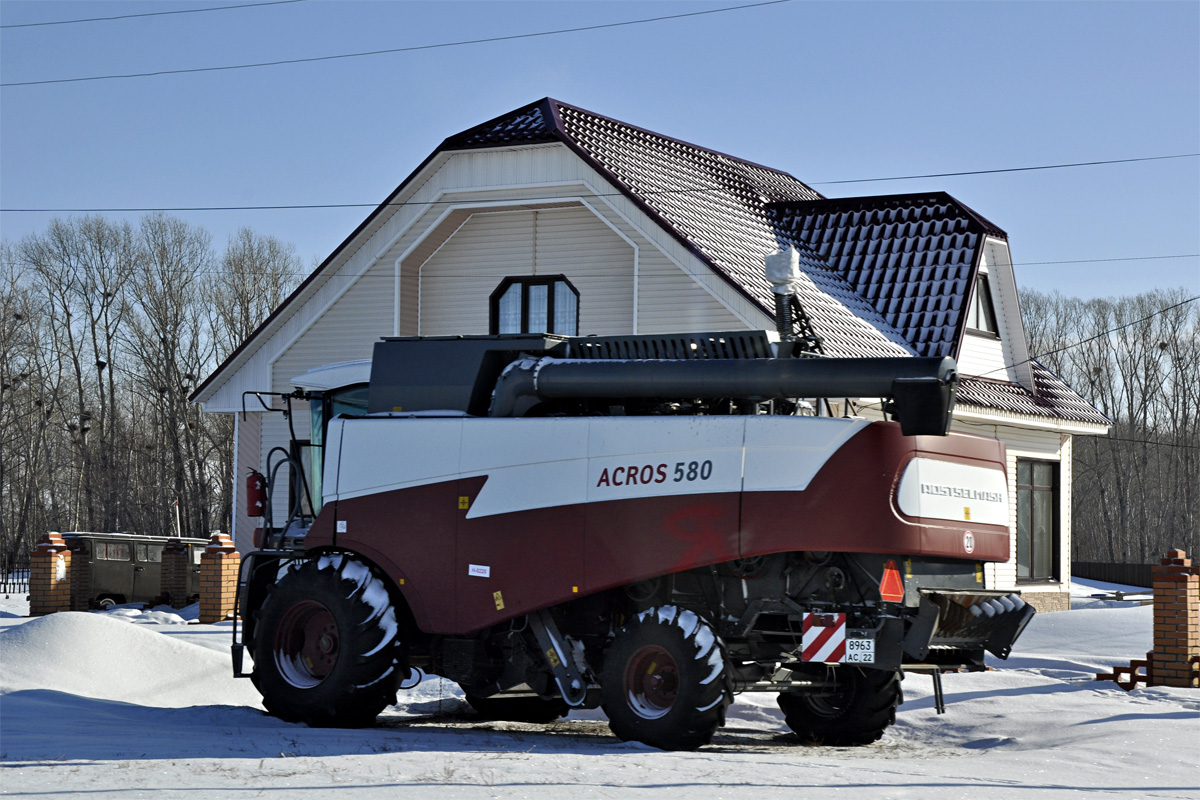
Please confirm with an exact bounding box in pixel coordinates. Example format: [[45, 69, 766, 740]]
[[368, 334, 568, 415]]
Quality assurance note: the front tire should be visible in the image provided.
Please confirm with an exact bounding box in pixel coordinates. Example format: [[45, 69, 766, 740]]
[[600, 606, 730, 751], [252, 554, 402, 727], [777, 667, 902, 745]]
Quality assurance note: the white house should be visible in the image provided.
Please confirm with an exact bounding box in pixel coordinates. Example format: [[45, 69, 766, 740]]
[[192, 98, 1108, 611]]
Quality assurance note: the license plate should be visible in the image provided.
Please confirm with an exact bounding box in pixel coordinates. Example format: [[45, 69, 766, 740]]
[[845, 631, 874, 664]]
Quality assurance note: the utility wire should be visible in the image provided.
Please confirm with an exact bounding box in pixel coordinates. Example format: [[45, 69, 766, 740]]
[[810, 154, 1200, 185], [0, 0, 792, 87], [0, 1, 308, 30], [5, 153, 1198, 212], [954, 420, 1200, 451], [150, 253, 1198, 280], [976, 294, 1200, 382]]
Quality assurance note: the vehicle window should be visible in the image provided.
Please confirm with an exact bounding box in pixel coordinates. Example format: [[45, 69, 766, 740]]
[[97, 542, 131, 561], [136, 544, 163, 563]]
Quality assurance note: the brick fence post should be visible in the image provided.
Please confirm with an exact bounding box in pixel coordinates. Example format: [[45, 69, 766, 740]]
[[68, 539, 92, 611], [29, 532, 72, 616], [199, 532, 240, 624], [1150, 549, 1200, 688], [161, 538, 190, 608]]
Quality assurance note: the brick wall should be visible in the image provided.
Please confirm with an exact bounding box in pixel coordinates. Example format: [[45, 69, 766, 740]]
[[198, 533, 240, 624], [161, 539, 190, 608], [28, 532, 72, 616], [1021, 590, 1071, 614], [69, 540, 91, 611], [1150, 549, 1200, 688]]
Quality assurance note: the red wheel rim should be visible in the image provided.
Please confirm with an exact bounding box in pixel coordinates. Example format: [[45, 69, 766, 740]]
[[274, 599, 339, 688], [623, 644, 679, 719]]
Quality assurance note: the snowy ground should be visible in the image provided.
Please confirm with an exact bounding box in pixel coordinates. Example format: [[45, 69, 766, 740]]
[[1, 581, 1197, 799]]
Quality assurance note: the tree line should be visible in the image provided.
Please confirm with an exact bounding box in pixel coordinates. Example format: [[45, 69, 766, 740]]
[[1, 215, 299, 566], [1021, 287, 1199, 564]]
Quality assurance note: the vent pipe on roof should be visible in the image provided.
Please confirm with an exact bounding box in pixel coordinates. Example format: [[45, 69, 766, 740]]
[[765, 247, 823, 357], [765, 247, 802, 347]]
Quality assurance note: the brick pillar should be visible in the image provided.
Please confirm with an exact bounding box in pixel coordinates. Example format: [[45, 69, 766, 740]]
[[29, 532, 72, 616], [69, 540, 92, 610], [199, 532, 240, 624], [1150, 549, 1200, 688], [160, 538, 190, 608]]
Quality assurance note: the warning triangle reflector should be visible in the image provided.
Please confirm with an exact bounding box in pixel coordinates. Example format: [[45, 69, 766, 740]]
[[880, 560, 905, 602]]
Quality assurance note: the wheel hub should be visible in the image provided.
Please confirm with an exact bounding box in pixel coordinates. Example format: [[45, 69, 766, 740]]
[[624, 644, 679, 719], [274, 600, 340, 688]]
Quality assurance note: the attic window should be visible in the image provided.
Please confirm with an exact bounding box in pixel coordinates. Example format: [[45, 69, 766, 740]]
[[967, 273, 999, 335], [490, 275, 579, 336]]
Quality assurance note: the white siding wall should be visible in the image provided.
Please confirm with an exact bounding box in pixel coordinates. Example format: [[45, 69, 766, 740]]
[[637, 248, 747, 332], [418, 207, 633, 336], [952, 420, 1070, 595], [232, 410, 261, 553], [957, 332, 1009, 380]]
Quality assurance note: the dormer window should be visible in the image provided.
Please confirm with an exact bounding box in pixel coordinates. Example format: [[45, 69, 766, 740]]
[[490, 275, 579, 335], [967, 272, 999, 335]]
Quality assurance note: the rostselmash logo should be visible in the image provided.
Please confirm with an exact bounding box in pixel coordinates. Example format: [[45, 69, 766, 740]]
[[920, 483, 1003, 503]]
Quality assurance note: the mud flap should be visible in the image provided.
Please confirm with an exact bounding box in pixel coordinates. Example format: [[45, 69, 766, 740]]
[[528, 610, 589, 707]]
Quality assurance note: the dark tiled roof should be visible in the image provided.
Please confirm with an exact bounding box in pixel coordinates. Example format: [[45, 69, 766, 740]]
[[958, 361, 1111, 426], [769, 193, 1005, 358], [445, 99, 913, 359], [450, 104, 556, 148]]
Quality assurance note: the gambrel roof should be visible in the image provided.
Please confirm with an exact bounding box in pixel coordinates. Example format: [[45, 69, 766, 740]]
[[193, 97, 1106, 427]]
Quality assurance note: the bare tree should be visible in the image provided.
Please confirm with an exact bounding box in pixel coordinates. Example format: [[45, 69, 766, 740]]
[[207, 228, 301, 361], [1022, 287, 1200, 564]]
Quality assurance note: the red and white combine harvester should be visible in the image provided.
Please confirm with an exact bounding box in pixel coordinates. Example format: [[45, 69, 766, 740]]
[[233, 322, 1033, 750]]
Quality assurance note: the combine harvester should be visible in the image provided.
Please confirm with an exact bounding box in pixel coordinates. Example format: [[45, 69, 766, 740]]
[[233, 261, 1033, 750]]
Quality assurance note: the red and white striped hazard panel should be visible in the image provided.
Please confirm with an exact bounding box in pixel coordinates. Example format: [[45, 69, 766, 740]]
[[801, 612, 846, 663]]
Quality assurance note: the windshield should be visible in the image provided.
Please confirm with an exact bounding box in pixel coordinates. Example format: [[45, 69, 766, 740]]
[[308, 385, 369, 514]]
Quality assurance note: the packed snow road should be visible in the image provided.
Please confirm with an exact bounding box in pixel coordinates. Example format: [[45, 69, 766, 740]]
[[1, 582, 1196, 799]]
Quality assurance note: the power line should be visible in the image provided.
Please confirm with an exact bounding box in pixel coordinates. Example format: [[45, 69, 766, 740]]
[[978, 294, 1200, 381], [0, 0, 792, 88], [0, 0, 308, 30], [5, 153, 1198, 212], [955, 420, 1200, 451], [810, 154, 1200, 185], [145, 254, 1199, 280], [1012, 254, 1198, 268]]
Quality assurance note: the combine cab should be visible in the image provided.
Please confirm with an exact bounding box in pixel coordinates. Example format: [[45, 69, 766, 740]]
[[232, 328, 1033, 750]]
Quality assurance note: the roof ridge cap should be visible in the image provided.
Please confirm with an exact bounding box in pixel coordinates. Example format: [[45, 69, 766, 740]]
[[550, 98, 816, 190]]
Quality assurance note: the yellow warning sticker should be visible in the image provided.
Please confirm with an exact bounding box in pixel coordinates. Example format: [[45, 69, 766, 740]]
[[458, 496, 470, 510], [963, 506, 971, 521], [546, 648, 561, 667], [493, 591, 505, 611], [975, 563, 984, 583]]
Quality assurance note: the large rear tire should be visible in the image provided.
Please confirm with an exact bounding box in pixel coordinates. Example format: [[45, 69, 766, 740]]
[[463, 691, 569, 723], [252, 554, 402, 728], [600, 606, 730, 751], [777, 667, 902, 745]]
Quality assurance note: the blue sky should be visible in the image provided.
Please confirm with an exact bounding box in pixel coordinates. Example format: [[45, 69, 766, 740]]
[[2, 0, 1197, 298]]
